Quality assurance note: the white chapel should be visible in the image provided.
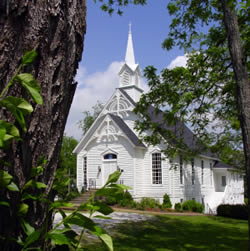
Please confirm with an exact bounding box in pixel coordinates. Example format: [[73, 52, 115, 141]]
[[73, 26, 244, 213]]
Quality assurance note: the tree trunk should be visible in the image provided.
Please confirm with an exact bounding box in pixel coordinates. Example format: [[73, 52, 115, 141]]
[[220, 0, 250, 248], [0, 0, 86, 249]]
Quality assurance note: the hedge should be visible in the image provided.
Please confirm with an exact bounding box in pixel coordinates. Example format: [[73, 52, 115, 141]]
[[217, 204, 248, 220]]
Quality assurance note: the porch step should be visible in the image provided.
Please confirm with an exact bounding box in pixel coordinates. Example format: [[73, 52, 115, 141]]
[[70, 189, 98, 207]]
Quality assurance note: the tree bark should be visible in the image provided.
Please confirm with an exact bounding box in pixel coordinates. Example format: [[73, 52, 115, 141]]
[[220, 0, 250, 248], [0, 0, 86, 249]]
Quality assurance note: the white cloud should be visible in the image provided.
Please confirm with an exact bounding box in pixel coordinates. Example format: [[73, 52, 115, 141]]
[[65, 61, 123, 140], [167, 55, 187, 69]]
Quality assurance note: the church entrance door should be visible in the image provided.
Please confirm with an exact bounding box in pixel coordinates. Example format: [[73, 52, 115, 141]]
[[103, 153, 118, 185], [103, 161, 117, 185]]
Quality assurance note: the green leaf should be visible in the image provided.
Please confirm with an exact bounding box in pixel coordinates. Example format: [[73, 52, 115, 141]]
[[7, 181, 19, 192], [94, 215, 112, 220], [24, 230, 41, 249], [31, 165, 44, 177], [18, 203, 29, 216], [95, 187, 123, 198], [49, 201, 74, 211], [0, 169, 12, 187], [46, 229, 77, 246], [0, 96, 33, 132], [58, 209, 71, 229], [20, 219, 35, 236], [22, 50, 38, 65], [0, 127, 6, 147], [0, 201, 10, 207], [99, 233, 113, 251], [35, 181, 47, 189], [108, 183, 131, 190], [0, 121, 20, 145], [64, 213, 96, 230], [21, 193, 41, 201], [22, 180, 47, 190], [17, 73, 43, 105], [104, 171, 121, 186], [93, 201, 113, 215]]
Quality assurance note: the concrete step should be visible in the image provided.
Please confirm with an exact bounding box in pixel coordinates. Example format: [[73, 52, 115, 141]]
[[70, 189, 98, 206]]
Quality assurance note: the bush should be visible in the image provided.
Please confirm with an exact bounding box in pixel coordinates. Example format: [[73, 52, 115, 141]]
[[217, 204, 248, 220], [163, 194, 172, 208], [174, 203, 182, 212], [105, 196, 117, 206], [137, 197, 161, 210], [182, 200, 204, 213], [118, 190, 134, 207]]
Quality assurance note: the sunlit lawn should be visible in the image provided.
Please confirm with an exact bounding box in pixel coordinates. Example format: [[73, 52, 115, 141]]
[[82, 214, 248, 251]]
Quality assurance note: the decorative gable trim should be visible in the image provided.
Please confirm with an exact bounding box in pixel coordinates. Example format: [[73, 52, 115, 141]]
[[73, 113, 146, 154]]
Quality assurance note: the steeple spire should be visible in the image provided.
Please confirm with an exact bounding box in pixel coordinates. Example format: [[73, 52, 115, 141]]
[[125, 22, 136, 66]]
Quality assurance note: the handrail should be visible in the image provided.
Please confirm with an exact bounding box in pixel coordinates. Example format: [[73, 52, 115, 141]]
[[88, 178, 96, 189]]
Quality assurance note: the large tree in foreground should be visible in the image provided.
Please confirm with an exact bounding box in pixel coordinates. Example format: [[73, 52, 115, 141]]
[[0, 1, 86, 249], [134, 0, 250, 245]]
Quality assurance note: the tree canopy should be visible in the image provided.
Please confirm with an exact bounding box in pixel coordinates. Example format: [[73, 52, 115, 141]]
[[134, 0, 249, 172], [78, 101, 104, 135]]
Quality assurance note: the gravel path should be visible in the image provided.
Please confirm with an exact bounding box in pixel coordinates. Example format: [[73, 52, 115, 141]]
[[54, 211, 153, 234]]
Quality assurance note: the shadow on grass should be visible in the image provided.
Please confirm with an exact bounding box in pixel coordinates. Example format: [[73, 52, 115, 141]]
[[83, 215, 248, 251]]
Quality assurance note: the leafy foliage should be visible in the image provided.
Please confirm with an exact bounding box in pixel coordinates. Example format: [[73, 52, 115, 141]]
[[93, 0, 147, 15], [78, 101, 104, 135], [53, 135, 78, 200], [174, 202, 182, 212], [217, 204, 248, 220], [136, 197, 161, 210], [182, 200, 204, 213], [134, 0, 249, 171], [162, 193, 172, 208], [0, 51, 128, 250]]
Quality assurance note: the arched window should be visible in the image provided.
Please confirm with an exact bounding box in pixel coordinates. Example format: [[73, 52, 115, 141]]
[[104, 153, 117, 160]]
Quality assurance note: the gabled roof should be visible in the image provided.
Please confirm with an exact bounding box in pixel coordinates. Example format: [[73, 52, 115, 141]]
[[73, 115, 106, 154], [73, 113, 145, 153], [213, 161, 233, 169], [118, 63, 141, 75], [118, 88, 137, 106], [146, 105, 217, 159], [109, 113, 145, 148]]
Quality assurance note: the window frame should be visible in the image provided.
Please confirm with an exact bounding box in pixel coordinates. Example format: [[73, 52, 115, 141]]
[[103, 153, 117, 160], [191, 159, 195, 185], [152, 152, 162, 185], [180, 155, 183, 185], [83, 156, 87, 188], [201, 160, 204, 185], [210, 162, 213, 186]]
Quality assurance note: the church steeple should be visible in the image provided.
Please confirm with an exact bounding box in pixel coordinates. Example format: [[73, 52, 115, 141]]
[[125, 23, 136, 67], [118, 24, 143, 102]]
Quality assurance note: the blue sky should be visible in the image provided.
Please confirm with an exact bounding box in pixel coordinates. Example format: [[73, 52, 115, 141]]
[[65, 0, 187, 140]]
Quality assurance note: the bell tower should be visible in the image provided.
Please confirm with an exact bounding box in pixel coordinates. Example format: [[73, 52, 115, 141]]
[[119, 24, 143, 102]]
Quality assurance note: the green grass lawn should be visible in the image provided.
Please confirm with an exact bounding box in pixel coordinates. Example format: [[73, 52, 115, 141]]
[[82, 215, 248, 251]]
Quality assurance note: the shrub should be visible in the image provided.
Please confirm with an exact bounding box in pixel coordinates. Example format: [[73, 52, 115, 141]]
[[163, 194, 172, 208], [118, 190, 134, 208], [182, 200, 204, 213], [217, 204, 248, 220], [137, 197, 161, 210], [105, 196, 117, 206], [174, 203, 182, 212]]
